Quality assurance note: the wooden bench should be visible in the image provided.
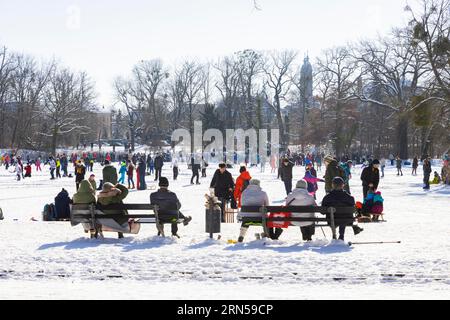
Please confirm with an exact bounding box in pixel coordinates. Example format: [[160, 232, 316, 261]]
[[239, 206, 356, 240], [71, 203, 183, 238]]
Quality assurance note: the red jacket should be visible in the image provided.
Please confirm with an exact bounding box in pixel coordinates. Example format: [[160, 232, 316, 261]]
[[234, 171, 252, 208]]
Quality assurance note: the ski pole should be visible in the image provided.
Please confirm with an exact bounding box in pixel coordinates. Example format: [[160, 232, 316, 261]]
[[348, 241, 401, 246]]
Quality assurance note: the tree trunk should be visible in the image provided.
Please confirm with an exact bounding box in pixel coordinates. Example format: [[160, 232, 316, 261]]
[[397, 115, 408, 159], [51, 127, 58, 155]]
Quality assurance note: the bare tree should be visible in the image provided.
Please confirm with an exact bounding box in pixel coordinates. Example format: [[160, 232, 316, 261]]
[[236, 49, 263, 128], [353, 30, 431, 158], [8, 54, 54, 149], [114, 77, 144, 152], [406, 0, 450, 97], [132, 59, 169, 143], [215, 56, 240, 129], [316, 47, 361, 156], [42, 68, 95, 154], [262, 50, 297, 149], [0, 46, 15, 147]]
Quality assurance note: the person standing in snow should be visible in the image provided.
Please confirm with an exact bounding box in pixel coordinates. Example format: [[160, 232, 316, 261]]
[[15, 160, 22, 181], [172, 156, 179, 181], [324, 155, 345, 194], [190, 155, 201, 185], [75, 160, 86, 191], [154, 153, 164, 181], [380, 157, 386, 178], [360, 159, 380, 198], [423, 157, 432, 190], [127, 160, 135, 189], [102, 160, 118, 185], [280, 157, 295, 195], [396, 156, 403, 176], [49, 157, 56, 180], [234, 166, 252, 208], [118, 161, 127, 184], [56, 157, 61, 179], [210, 163, 235, 223], [138, 158, 147, 190], [35, 157, 42, 172], [341, 160, 353, 194], [412, 156, 418, 176]]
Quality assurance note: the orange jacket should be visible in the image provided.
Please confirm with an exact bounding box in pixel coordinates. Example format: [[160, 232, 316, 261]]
[[234, 171, 252, 208]]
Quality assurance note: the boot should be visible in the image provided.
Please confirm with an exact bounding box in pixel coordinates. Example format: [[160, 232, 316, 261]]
[[118, 232, 124, 239], [238, 227, 248, 242], [183, 216, 192, 226], [352, 225, 364, 235]]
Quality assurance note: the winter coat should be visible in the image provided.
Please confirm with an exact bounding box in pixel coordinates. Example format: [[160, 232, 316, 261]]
[[119, 164, 127, 175], [423, 161, 432, 176], [234, 171, 252, 208], [210, 169, 235, 199], [285, 188, 317, 227], [102, 164, 118, 185], [49, 159, 56, 169], [54, 189, 71, 219], [237, 185, 269, 219], [154, 155, 164, 169], [75, 164, 86, 182], [73, 180, 96, 204], [303, 170, 322, 195], [97, 184, 129, 225], [127, 163, 135, 177], [321, 189, 355, 224], [324, 160, 346, 193], [363, 191, 384, 214], [89, 179, 97, 193], [360, 165, 380, 189], [396, 159, 402, 169], [413, 158, 419, 168], [150, 189, 181, 219], [280, 162, 294, 182], [25, 165, 32, 175]]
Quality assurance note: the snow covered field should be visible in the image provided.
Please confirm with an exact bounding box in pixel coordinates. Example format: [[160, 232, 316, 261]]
[[0, 161, 449, 299]]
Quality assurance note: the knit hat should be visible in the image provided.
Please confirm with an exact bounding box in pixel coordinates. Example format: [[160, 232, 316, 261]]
[[159, 177, 169, 187], [296, 180, 308, 190], [249, 179, 260, 186], [372, 159, 380, 165]]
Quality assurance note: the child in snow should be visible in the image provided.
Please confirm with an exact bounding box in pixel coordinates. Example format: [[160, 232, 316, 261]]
[[362, 188, 384, 220], [430, 172, 441, 185], [24, 163, 32, 178]]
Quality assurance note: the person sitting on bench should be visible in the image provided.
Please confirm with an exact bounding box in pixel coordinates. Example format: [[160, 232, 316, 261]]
[[150, 177, 192, 238], [237, 179, 272, 242], [97, 182, 129, 239], [321, 177, 363, 241], [286, 180, 317, 241], [73, 180, 97, 236]]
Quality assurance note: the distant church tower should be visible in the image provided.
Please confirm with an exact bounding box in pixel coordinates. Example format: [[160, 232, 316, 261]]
[[299, 55, 313, 107]]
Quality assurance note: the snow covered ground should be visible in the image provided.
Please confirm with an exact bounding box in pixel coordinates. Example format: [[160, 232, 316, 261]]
[[0, 161, 449, 299]]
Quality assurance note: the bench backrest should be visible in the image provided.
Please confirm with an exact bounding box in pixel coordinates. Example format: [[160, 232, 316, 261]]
[[240, 205, 355, 215]]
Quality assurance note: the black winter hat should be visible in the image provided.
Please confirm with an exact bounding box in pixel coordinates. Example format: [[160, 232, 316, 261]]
[[332, 177, 345, 186], [159, 177, 169, 187], [372, 159, 380, 165]]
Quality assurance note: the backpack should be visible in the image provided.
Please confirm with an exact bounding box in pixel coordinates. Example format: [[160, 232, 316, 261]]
[[42, 204, 56, 221]]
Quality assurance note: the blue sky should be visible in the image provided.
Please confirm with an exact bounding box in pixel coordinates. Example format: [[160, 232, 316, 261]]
[[0, 0, 411, 106]]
